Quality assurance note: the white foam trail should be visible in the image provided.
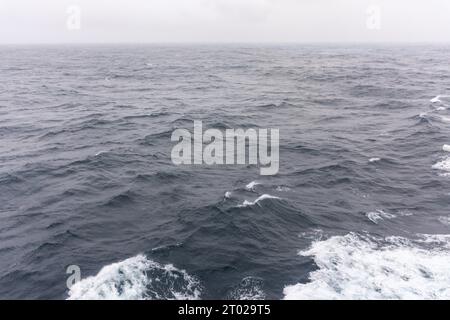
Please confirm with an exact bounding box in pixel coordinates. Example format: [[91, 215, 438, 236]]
[[369, 158, 381, 163], [238, 194, 280, 208], [245, 181, 260, 191], [366, 210, 395, 224], [443, 145, 450, 152], [283, 233, 450, 300], [67, 255, 202, 300]]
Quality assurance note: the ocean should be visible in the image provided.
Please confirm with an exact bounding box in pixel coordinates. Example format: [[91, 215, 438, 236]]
[[0, 44, 449, 299]]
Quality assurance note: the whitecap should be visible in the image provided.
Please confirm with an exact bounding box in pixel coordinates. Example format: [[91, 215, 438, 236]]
[[366, 210, 395, 224], [238, 194, 280, 208], [283, 233, 450, 300], [224, 191, 232, 199], [430, 96, 441, 103], [431, 95, 450, 104], [67, 254, 202, 300], [432, 157, 450, 172], [443, 145, 450, 152], [245, 181, 260, 191], [369, 158, 381, 163]]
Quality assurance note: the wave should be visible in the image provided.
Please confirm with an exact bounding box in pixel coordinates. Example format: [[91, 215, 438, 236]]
[[419, 112, 450, 124], [67, 254, 202, 300], [419, 94, 450, 125], [283, 233, 450, 300], [430, 95, 450, 104], [430, 96, 441, 103], [123, 112, 169, 120], [366, 210, 395, 224], [433, 145, 450, 176], [432, 157, 450, 173], [245, 181, 260, 191], [238, 194, 280, 208]]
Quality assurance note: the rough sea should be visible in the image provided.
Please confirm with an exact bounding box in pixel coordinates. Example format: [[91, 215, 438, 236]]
[[0, 44, 449, 299]]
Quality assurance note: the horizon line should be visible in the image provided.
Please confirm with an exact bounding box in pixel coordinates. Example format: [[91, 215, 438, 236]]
[[1, 41, 450, 46]]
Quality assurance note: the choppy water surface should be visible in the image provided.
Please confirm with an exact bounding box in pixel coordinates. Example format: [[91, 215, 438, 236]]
[[0, 44, 449, 299]]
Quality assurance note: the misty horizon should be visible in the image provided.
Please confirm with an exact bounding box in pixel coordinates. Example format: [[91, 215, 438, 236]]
[[1, 0, 450, 44]]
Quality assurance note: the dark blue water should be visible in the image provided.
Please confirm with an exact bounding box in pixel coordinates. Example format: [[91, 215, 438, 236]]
[[0, 44, 449, 299]]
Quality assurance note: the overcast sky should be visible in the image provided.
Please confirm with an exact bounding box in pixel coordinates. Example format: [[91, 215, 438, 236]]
[[1, 0, 450, 44]]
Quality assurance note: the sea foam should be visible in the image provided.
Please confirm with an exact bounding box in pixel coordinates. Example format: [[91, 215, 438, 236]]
[[432, 157, 450, 172], [226, 277, 266, 300], [67, 254, 202, 300], [283, 233, 450, 300]]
